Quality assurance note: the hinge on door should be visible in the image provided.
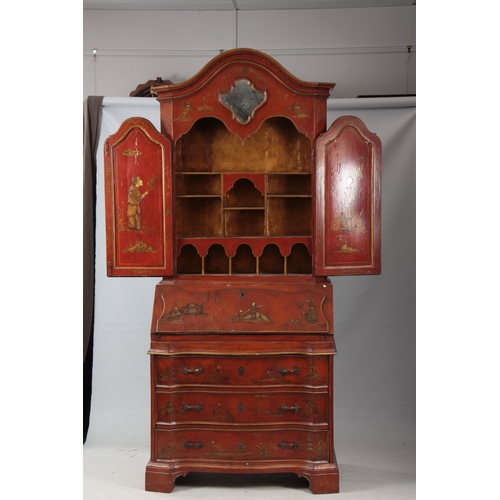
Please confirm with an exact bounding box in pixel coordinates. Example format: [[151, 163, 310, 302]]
[[104, 139, 109, 155]]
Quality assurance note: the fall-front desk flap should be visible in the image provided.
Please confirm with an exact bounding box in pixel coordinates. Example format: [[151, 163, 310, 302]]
[[151, 277, 333, 334]]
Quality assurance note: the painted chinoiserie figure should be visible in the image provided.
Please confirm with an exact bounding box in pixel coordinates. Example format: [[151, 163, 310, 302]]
[[127, 176, 148, 230], [104, 48, 381, 494]]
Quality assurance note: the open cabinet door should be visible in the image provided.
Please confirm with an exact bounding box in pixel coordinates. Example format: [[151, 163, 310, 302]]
[[104, 117, 174, 277], [314, 115, 381, 276]]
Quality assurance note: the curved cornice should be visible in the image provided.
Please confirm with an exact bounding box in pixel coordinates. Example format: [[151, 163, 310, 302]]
[[152, 48, 335, 100]]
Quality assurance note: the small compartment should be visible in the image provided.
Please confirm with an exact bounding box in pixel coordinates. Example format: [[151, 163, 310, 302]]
[[205, 244, 230, 274], [287, 243, 312, 274], [225, 178, 264, 207], [176, 197, 222, 237], [259, 244, 284, 274], [177, 244, 202, 274], [175, 117, 223, 172], [232, 244, 256, 274], [225, 209, 265, 237], [267, 198, 311, 236], [176, 174, 221, 196], [267, 174, 311, 195]]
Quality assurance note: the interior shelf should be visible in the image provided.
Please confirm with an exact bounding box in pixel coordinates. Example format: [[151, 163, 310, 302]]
[[267, 198, 312, 236], [267, 173, 312, 195], [176, 198, 223, 237], [176, 173, 221, 195]]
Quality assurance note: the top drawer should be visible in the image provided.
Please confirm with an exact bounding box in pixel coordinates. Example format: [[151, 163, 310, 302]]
[[154, 355, 330, 388], [151, 277, 332, 334]]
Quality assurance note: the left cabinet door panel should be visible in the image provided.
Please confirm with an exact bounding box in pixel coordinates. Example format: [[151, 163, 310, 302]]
[[104, 117, 174, 277]]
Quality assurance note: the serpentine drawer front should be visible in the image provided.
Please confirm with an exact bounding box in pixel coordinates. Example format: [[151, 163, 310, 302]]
[[154, 428, 330, 462], [155, 389, 329, 425], [154, 355, 330, 388]]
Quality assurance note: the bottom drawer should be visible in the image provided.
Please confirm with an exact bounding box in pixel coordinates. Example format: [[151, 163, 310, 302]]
[[155, 428, 329, 462]]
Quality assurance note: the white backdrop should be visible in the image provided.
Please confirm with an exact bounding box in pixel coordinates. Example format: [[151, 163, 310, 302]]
[[86, 96, 415, 449]]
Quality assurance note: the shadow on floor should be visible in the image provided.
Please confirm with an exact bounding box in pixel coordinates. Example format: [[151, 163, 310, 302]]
[[175, 472, 310, 490]]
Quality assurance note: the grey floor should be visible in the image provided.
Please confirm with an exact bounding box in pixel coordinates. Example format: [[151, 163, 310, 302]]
[[83, 435, 415, 499]]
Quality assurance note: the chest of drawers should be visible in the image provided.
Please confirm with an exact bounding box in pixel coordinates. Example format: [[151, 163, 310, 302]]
[[145, 277, 338, 494]]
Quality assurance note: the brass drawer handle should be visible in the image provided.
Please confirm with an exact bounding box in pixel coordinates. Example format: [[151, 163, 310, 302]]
[[279, 403, 301, 413], [184, 440, 204, 449], [182, 402, 203, 412], [278, 440, 299, 450], [182, 366, 204, 375], [278, 367, 300, 376]]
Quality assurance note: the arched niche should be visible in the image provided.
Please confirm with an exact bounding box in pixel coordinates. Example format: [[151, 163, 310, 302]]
[[287, 242, 312, 274], [205, 244, 230, 274], [177, 244, 202, 274], [232, 244, 256, 274], [260, 244, 285, 274], [225, 178, 265, 207]]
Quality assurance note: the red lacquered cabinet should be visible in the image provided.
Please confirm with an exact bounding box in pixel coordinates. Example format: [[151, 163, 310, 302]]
[[104, 48, 381, 494]]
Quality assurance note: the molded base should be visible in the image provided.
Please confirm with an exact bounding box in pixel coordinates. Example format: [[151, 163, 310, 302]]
[[145, 459, 339, 494]]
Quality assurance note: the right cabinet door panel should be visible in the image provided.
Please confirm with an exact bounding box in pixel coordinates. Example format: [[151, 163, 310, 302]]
[[314, 116, 381, 276]]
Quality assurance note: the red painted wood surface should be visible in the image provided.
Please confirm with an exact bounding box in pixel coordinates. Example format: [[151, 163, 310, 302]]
[[104, 117, 174, 276], [153, 353, 330, 388], [153, 48, 334, 142], [155, 390, 329, 425], [314, 115, 382, 276], [154, 428, 330, 461], [146, 276, 338, 494], [150, 277, 332, 334]]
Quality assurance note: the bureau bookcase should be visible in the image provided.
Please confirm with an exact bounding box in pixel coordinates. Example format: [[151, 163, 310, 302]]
[[104, 48, 381, 494]]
